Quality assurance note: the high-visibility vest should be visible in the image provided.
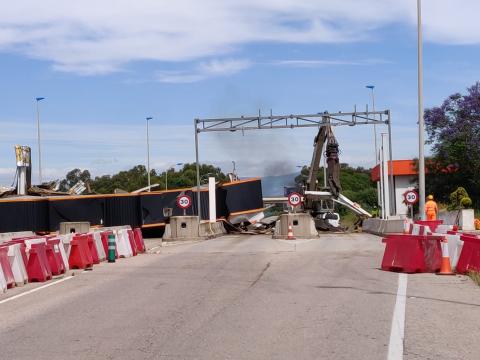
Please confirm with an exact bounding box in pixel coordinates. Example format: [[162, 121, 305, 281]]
[[425, 200, 438, 214]]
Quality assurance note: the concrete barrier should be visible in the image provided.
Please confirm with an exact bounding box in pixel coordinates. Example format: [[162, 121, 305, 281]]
[[362, 218, 404, 236], [273, 213, 318, 239], [438, 209, 475, 231]]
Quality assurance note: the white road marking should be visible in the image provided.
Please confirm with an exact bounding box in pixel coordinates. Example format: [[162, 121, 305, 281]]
[[148, 245, 162, 252], [0, 275, 77, 305], [388, 273, 408, 360]]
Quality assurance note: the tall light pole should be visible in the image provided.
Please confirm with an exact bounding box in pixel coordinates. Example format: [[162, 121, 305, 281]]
[[366, 85, 378, 163], [165, 162, 183, 190], [35, 97, 45, 184], [146, 117, 152, 191], [417, 0, 426, 219]]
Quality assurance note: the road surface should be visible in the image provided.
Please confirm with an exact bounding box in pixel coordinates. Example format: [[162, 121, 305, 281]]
[[1, 234, 479, 359]]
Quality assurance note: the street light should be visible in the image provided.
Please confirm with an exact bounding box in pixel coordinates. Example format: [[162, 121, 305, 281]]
[[365, 85, 378, 163], [146, 117, 152, 191], [35, 97, 45, 184], [165, 162, 183, 190], [417, 0, 426, 219]]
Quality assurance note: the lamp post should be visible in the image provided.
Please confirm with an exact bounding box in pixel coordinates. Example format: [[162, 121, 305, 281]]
[[365, 85, 378, 163], [35, 97, 45, 184], [165, 163, 183, 190], [417, 0, 426, 219], [146, 117, 152, 191]]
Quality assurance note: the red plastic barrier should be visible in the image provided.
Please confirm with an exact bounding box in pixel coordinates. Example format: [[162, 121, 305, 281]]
[[46, 239, 66, 275], [127, 229, 137, 256], [0, 246, 16, 288], [455, 234, 480, 274], [86, 234, 100, 264], [5, 240, 28, 267], [27, 243, 52, 282], [415, 220, 443, 233], [69, 235, 93, 269], [381, 234, 443, 273], [133, 228, 145, 253], [100, 231, 118, 258]]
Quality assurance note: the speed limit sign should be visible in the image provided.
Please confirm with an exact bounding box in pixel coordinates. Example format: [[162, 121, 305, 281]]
[[288, 192, 302, 207], [404, 190, 419, 205], [177, 194, 192, 209]]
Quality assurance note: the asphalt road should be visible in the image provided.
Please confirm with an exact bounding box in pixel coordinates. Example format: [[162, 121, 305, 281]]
[[0, 234, 479, 360]]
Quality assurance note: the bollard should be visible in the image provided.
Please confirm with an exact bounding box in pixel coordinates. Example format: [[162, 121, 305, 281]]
[[108, 234, 116, 263]]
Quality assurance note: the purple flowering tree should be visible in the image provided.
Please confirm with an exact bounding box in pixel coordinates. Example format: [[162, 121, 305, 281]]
[[424, 82, 480, 206]]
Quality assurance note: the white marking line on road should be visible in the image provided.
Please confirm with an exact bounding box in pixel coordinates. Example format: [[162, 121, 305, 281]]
[[148, 245, 162, 252], [388, 273, 408, 360], [0, 275, 76, 305]]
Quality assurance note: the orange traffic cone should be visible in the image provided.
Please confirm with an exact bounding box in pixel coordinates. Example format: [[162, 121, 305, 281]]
[[438, 237, 454, 275], [287, 224, 296, 240]]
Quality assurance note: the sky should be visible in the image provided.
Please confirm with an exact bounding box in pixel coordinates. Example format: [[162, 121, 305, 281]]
[[1, 0, 480, 186]]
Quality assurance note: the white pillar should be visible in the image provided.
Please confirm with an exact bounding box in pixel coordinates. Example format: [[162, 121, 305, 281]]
[[381, 134, 390, 219], [208, 177, 216, 223]]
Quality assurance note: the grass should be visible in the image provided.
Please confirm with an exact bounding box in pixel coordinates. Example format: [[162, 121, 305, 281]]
[[467, 271, 480, 286]]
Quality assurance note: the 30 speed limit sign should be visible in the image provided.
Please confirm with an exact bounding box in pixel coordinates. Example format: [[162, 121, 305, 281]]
[[288, 192, 302, 207], [404, 190, 419, 205], [177, 194, 192, 209]]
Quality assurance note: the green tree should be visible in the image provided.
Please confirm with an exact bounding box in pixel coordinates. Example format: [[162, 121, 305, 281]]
[[424, 82, 480, 207], [84, 163, 228, 194]]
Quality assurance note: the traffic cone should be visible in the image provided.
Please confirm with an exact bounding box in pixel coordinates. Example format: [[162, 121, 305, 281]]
[[438, 237, 455, 275], [287, 224, 295, 240]]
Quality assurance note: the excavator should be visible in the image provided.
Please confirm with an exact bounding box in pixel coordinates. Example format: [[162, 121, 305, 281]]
[[301, 115, 371, 230]]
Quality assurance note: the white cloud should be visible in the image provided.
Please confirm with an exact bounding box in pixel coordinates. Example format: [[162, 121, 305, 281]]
[[156, 58, 251, 83], [273, 59, 392, 68], [0, 1, 478, 76]]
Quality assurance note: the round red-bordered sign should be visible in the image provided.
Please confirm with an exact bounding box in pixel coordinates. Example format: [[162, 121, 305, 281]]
[[177, 194, 192, 209], [287, 192, 302, 207], [404, 190, 419, 205]]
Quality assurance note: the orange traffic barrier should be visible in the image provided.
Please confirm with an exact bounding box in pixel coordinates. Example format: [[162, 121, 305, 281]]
[[438, 237, 455, 275]]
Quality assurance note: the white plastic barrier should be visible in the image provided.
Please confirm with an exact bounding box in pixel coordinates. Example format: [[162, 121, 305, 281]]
[[92, 232, 106, 261], [59, 234, 73, 258], [0, 264, 7, 293], [411, 224, 432, 235], [7, 244, 28, 286], [446, 234, 463, 270], [435, 224, 454, 234], [24, 237, 47, 251], [115, 229, 133, 258], [52, 236, 70, 272]]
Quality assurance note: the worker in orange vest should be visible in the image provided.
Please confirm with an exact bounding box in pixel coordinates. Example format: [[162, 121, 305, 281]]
[[425, 194, 438, 220]]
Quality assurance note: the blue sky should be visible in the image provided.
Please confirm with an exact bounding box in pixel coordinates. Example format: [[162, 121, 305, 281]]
[[1, 0, 480, 185]]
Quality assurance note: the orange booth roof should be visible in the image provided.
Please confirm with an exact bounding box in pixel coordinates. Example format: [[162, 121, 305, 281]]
[[371, 160, 417, 182]]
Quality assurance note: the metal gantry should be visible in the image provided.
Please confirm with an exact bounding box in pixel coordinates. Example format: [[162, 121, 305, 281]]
[[194, 110, 394, 220]]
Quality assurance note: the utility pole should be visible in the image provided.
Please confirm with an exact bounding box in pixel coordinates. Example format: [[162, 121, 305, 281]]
[[366, 85, 378, 163], [417, 0, 426, 219], [35, 97, 45, 184], [146, 117, 152, 191]]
